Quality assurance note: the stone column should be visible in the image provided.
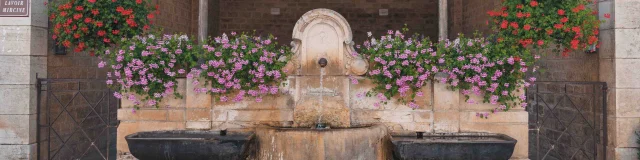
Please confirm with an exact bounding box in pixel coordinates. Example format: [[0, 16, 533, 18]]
[[0, 0, 48, 159], [438, 0, 448, 40], [598, 0, 640, 159], [198, 0, 208, 43]]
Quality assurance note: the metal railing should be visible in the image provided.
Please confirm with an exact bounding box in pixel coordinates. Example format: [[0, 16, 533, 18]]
[[527, 81, 607, 160], [37, 78, 119, 160]]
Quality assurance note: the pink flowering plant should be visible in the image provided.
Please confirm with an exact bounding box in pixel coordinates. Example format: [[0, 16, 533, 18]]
[[358, 27, 439, 108], [103, 34, 198, 108], [359, 27, 538, 118], [194, 32, 293, 103], [435, 34, 537, 118]]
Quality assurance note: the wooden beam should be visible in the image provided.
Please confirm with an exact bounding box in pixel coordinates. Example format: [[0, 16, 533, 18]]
[[198, 0, 208, 43], [439, 0, 448, 40]]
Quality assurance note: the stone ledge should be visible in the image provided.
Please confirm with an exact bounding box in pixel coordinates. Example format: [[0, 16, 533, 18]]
[[351, 110, 414, 123], [228, 110, 294, 122], [117, 109, 167, 121], [460, 111, 528, 123], [186, 109, 211, 121], [433, 111, 460, 133], [186, 121, 211, 130]]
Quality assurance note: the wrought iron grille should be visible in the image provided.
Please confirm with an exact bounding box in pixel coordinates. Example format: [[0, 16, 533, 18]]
[[37, 79, 119, 160], [527, 81, 607, 160]]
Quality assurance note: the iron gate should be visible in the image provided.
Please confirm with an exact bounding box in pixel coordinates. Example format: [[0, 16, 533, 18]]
[[527, 81, 607, 160], [37, 79, 119, 160]]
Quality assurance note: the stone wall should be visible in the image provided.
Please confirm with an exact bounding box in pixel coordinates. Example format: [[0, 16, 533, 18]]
[[116, 77, 529, 159], [212, 0, 440, 43], [0, 0, 48, 158], [599, 0, 640, 159]]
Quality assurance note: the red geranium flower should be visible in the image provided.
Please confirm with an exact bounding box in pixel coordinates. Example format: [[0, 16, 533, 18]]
[[546, 29, 554, 35], [558, 9, 565, 15], [112, 30, 120, 35], [523, 24, 531, 31], [510, 22, 519, 29], [554, 23, 564, 29], [98, 30, 106, 37], [62, 40, 71, 47], [560, 17, 568, 23], [73, 13, 83, 20], [571, 27, 581, 34], [572, 4, 585, 13], [500, 20, 508, 29], [570, 39, 580, 49], [530, 1, 538, 7]]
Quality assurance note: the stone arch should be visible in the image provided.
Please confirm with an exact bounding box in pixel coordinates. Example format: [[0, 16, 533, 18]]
[[289, 8, 368, 76]]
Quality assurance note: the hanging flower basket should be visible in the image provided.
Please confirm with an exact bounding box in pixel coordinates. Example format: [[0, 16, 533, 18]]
[[48, 0, 157, 55]]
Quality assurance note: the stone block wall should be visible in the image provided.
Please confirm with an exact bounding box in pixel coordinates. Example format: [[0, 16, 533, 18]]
[[599, 0, 640, 159], [0, 0, 48, 158], [116, 77, 529, 159], [212, 0, 440, 44]]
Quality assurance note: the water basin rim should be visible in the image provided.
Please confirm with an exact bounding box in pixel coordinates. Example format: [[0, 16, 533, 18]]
[[125, 130, 254, 141], [391, 133, 517, 144], [257, 124, 385, 131], [391, 139, 517, 144]]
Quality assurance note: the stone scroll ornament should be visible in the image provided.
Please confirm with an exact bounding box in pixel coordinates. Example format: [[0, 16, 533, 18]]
[[286, 9, 368, 76]]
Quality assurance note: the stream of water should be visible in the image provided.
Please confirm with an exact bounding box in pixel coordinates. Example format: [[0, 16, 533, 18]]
[[316, 68, 325, 126]]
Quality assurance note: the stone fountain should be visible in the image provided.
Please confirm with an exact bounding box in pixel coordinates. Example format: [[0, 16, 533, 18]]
[[254, 8, 392, 160], [124, 8, 519, 160]]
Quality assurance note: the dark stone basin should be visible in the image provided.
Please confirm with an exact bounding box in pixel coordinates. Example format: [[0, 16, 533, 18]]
[[125, 130, 255, 160], [391, 133, 517, 160]]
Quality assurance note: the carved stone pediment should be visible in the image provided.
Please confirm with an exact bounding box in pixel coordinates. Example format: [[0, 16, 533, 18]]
[[287, 8, 368, 76]]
